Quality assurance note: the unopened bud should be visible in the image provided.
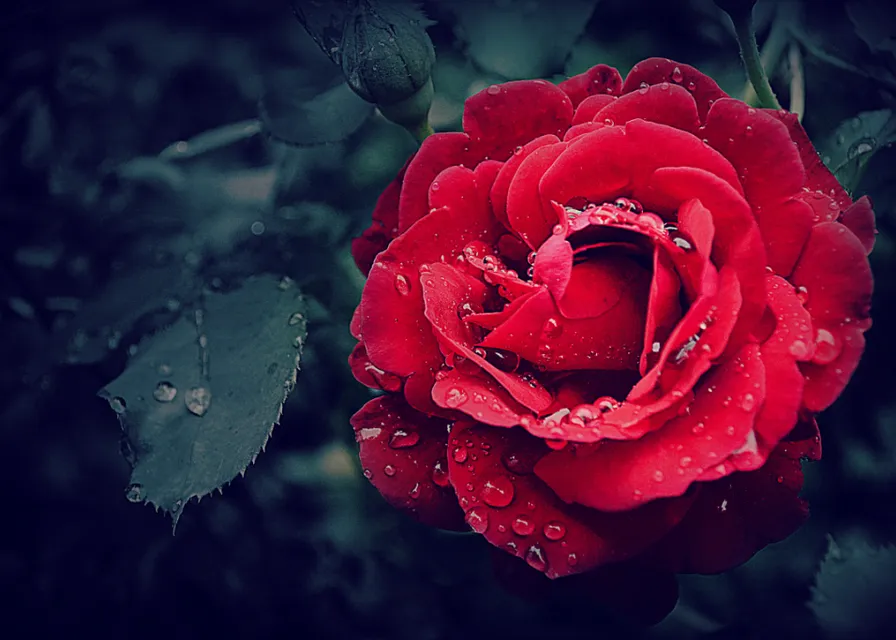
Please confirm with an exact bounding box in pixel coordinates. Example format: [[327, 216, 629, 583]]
[[340, 1, 436, 107]]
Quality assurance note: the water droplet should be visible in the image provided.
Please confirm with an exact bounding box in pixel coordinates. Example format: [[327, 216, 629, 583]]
[[123, 484, 143, 503], [725, 425, 736, 436], [153, 381, 177, 403], [479, 347, 520, 373], [452, 446, 469, 464], [502, 452, 533, 475], [543, 521, 566, 540], [109, 396, 127, 414], [796, 285, 809, 305], [541, 317, 563, 339], [660, 81, 670, 91], [512, 515, 535, 536], [567, 553, 578, 566], [184, 386, 212, 417], [444, 387, 468, 408], [525, 544, 548, 572], [389, 429, 420, 449], [638, 81, 649, 94], [679, 456, 693, 468], [481, 476, 515, 507], [487, 84, 501, 96], [653, 470, 665, 482], [745, 125, 753, 136], [691, 422, 705, 435], [595, 396, 617, 413], [813, 328, 841, 365], [287, 311, 304, 326], [789, 339, 808, 359], [393, 274, 411, 296], [741, 393, 756, 412], [671, 66, 683, 83], [514, 145, 523, 155], [383, 464, 397, 477], [432, 460, 450, 486], [363, 468, 373, 479], [466, 506, 489, 533]]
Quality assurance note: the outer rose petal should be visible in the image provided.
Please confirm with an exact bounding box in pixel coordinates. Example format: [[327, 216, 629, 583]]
[[559, 64, 624, 106], [464, 80, 574, 161], [595, 83, 701, 134], [507, 142, 568, 248], [352, 163, 406, 274], [360, 164, 504, 377], [767, 110, 852, 209], [840, 195, 876, 255], [447, 421, 694, 579], [352, 395, 465, 530], [644, 426, 820, 574], [571, 94, 617, 125], [536, 343, 765, 511], [621, 58, 728, 121], [349, 343, 402, 392], [491, 135, 560, 228]]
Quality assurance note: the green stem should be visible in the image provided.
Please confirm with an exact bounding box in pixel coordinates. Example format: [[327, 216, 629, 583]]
[[411, 119, 434, 144], [732, 9, 782, 110]]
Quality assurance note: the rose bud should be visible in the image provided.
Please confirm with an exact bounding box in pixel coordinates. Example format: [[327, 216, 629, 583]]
[[348, 58, 874, 611], [340, 1, 435, 128]]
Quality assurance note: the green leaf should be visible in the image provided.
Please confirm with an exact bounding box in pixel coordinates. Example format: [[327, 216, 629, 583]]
[[259, 76, 374, 146], [820, 109, 896, 193], [438, 0, 600, 80], [846, 1, 896, 58], [98, 275, 307, 525], [809, 534, 896, 639]]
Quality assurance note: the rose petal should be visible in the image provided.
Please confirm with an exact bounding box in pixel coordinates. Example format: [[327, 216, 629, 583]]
[[447, 421, 694, 578], [571, 94, 617, 125], [491, 135, 561, 228], [640, 247, 682, 376], [352, 395, 465, 530], [840, 195, 876, 255], [645, 166, 766, 349], [536, 343, 765, 511], [482, 269, 648, 371], [767, 110, 852, 209], [559, 64, 623, 106], [352, 161, 407, 274], [360, 165, 504, 377], [350, 342, 403, 392], [595, 83, 701, 133], [421, 263, 553, 412], [398, 132, 475, 233], [533, 233, 573, 300], [644, 432, 817, 574], [464, 80, 574, 160], [507, 143, 568, 248], [431, 368, 526, 427], [791, 222, 873, 330], [801, 325, 866, 412], [621, 58, 728, 121]]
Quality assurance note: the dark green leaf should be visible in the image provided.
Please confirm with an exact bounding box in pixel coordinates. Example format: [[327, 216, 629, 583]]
[[846, 1, 896, 57], [290, 0, 355, 65], [809, 535, 896, 639], [259, 77, 374, 146], [438, 0, 599, 79], [98, 275, 307, 524], [820, 109, 896, 193]]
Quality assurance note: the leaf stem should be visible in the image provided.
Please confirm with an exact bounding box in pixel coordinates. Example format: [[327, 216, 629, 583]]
[[731, 8, 782, 110]]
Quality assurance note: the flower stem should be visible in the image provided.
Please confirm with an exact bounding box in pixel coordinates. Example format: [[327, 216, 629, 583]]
[[732, 8, 782, 110], [788, 42, 805, 122]]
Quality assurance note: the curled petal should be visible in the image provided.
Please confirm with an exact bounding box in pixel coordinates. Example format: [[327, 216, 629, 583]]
[[621, 58, 728, 121], [447, 422, 694, 578], [464, 80, 574, 160], [840, 195, 876, 255], [559, 63, 624, 106], [536, 343, 765, 511]]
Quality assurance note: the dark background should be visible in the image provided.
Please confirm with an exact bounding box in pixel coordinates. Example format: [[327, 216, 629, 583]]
[[1, 0, 895, 638]]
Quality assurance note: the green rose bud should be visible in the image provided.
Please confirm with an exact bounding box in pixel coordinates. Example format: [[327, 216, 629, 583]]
[[340, 1, 436, 107]]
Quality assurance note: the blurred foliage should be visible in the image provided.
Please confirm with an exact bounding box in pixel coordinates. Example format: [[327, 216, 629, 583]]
[[0, 0, 894, 638]]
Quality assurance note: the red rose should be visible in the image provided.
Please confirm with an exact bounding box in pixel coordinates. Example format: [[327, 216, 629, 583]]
[[349, 59, 875, 583]]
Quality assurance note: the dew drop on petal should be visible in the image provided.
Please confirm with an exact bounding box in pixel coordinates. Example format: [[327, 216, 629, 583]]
[[481, 476, 515, 507], [638, 81, 649, 94], [671, 66, 683, 83], [653, 470, 665, 482], [789, 339, 809, 359], [383, 464, 397, 477], [432, 460, 450, 486], [543, 521, 567, 541], [465, 506, 489, 533], [796, 286, 809, 305], [541, 317, 563, 339], [741, 393, 755, 412], [567, 553, 578, 566], [452, 447, 468, 464], [812, 328, 841, 365], [444, 387, 469, 408], [487, 84, 501, 96], [525, 544, 548, 572], [389, 429, 420, 449], [394, 274, 411, 296], [511, 515, 535, 536]]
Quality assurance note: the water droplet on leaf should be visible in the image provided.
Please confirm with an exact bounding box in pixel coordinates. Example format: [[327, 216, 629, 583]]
[[184, 386, 212, 416], [153, 381, 177, 403]]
